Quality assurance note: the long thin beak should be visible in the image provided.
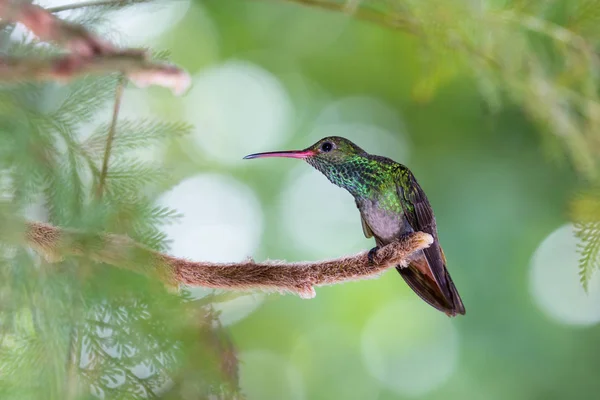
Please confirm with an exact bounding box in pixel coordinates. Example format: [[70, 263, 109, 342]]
[[243, 149, 314, 160]]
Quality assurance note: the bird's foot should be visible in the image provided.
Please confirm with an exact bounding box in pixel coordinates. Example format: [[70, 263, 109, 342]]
[[397, 233, 412, 241], [393, 232, 434, 267], [369, 232, 433, 267], [368, 246, 380, 265]]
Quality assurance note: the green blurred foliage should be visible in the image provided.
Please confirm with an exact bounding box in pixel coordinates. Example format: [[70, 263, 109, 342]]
[[159, 0, 600, 399], [0, 7, 239, 397], [2, 0, 600, 399]]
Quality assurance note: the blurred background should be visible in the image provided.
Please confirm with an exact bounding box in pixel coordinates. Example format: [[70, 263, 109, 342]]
[[26, 0, 600, 398]]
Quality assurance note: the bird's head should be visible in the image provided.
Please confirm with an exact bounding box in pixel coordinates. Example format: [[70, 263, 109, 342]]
[[244, 136, 369, 193], [243, 136, 365, 165]]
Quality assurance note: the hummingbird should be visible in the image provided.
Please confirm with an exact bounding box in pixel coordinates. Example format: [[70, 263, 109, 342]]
[[244, 136, 465, 316]]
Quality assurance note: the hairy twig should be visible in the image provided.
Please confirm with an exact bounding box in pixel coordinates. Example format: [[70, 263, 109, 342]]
[[48, 0, 152, 13], [0, 53, 190, 94], [0, 0, 115, 56], [96, 76, 125, 199], [25, 221, 433, 298], [0, 0, 190, 94]]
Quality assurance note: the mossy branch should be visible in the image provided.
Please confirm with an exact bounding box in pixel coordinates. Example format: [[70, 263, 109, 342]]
[[25, 221, 433, 299]]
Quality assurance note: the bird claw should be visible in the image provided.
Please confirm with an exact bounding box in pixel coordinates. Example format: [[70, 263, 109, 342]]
[[367, 246, 380, 265], [370, 232, 433, 267]]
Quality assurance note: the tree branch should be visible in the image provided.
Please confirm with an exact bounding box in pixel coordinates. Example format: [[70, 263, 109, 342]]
[[48, 0, 152, 13], [0, 53, 190, 95], [0, 0, 115, 56], [25, 221, 433, 299], [0, 0, 190, 94]]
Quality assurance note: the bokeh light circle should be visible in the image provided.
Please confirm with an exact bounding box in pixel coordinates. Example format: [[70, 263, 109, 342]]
[[158, 173, 263, 262], [361, 298, 459, 396], [183, 288, 265, 327], [184, 61, 293, 165], [278, 165, 370, 259], [317, 96, 406, 134], [530, 224, 600, 325], [307, 123, 409, 164], [313, 96, 410, 162], [211, 293, 264, 326], [35, 0, 197, 46], [239, 350, 305, 400], [109, 0, 191, 45]]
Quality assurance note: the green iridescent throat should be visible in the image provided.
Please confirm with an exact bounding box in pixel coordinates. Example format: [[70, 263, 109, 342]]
[[307, 154, 404, 213]]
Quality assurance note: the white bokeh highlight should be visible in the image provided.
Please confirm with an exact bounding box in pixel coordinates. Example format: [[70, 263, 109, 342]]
[[184, 61, 293, 165], [109, 0, 192, 45], [36, 0, 197, 46], [361, 298, 459, 396], [239, 350, 305, 400], [212, 293, 264, 326], [308, 123, 409, 164], [278, 165, 369, 259], [160, 174, 265, 326], [75, 88, 168, 166], [314, 96, 410, 162], [317, 96, 407, 135], [183, 287, 265, 327], [530, 223, 600, 326], [158, 173, 263, 262]]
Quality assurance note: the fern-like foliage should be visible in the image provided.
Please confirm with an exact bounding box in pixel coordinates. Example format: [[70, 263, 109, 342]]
[[572, 191, 600, 290], [0, 3, 241, 399], [574, 221, 600, 291]]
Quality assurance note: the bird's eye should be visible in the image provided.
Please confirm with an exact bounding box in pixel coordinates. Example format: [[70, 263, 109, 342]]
[[321, 142, 333, 152]]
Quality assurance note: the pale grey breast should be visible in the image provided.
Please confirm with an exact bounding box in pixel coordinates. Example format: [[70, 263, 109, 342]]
[[358, 198, 413, 245]]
